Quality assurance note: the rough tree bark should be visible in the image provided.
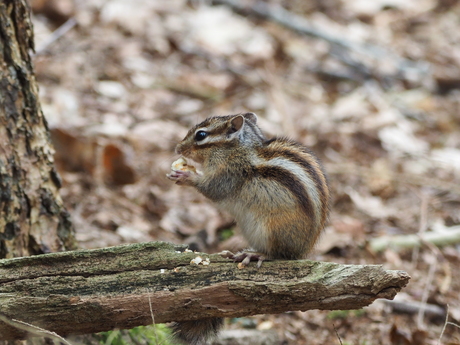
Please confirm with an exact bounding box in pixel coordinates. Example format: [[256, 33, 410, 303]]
[[0, 0, 76, 259], [0, 241, 410, 341]]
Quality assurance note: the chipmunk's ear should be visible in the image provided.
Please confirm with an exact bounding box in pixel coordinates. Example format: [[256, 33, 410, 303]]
[[243, 112, 257, 124], [230, 115, 244, 133]]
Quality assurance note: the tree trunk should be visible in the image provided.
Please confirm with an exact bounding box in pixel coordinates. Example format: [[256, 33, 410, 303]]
[[0, 0, 76, 259], [0, 241, 411, 341]]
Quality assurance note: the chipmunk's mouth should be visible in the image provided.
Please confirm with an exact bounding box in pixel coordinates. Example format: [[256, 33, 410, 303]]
[[180, 148, 204, 165]]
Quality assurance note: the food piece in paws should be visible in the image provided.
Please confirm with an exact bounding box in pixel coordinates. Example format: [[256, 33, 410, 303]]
[[171, 157, 196, 173]]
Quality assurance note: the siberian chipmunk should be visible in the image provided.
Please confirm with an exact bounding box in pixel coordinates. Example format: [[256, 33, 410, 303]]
[[168, 112, 329, 262], [167, 113, 330, 345]]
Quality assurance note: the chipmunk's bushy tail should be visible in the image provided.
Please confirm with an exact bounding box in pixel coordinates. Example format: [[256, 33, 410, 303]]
[[171, 318, 224, 345]]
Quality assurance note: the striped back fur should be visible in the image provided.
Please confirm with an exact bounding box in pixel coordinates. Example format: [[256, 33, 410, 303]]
[[256, 138, 329, 256]]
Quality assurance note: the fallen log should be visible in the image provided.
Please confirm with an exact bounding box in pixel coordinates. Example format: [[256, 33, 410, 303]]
[[0, 241, 410, 340]]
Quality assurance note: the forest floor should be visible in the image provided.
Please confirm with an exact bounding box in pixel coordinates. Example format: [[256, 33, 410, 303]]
[[31, 0, 460, 344]]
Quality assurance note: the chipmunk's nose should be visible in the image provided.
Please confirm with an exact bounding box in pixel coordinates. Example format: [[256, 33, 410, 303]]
[[175, 144, 182, 155]]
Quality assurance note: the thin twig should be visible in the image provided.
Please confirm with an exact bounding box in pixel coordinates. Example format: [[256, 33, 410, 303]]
[[411, 192, 429, 265], [437, 304, 449, 345], [419, 238, 452, 295], [435, 306, 460, 345], [332, 323, 343, 345], [416, 252, 437, 329], [416, 237, 448, 329], [446, 322, 460, 329], [0, 314, 73, 345], [148, 291, 160, 345], [35, 17, 77, 55]]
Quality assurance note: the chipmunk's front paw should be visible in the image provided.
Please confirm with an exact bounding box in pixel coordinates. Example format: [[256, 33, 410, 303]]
[[167, 157, 199, 185], [167, 169, 193, 185]]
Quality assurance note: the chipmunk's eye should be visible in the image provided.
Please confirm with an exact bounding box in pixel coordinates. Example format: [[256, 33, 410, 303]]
[[195, 130, 208, 141]]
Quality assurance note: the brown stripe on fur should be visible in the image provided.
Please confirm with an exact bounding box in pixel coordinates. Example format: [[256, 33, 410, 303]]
[[254, 165, 316, 223], [193, 114, 265, 143], [195, 140, 238, 151], [259, 138, 329, 226], [194, 115, 234, 129], [213, 120, 234, 136], [193, 116, 232, 136]]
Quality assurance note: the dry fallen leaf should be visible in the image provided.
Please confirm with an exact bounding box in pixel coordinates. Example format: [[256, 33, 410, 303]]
[[102, 143, 136, 185]]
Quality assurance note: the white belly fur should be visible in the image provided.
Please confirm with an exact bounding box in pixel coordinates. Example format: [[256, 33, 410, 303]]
[[218, 199, 269, 253]]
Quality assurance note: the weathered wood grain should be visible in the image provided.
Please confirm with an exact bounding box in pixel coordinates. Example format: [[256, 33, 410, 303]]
[[0, 241, 410, 340]]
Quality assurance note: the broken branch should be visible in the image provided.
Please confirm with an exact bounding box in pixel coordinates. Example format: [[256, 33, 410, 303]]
[[0, 241, 410, 340]]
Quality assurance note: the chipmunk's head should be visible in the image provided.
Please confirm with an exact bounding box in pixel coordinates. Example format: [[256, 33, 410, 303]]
[[176, 113, 265, 164]]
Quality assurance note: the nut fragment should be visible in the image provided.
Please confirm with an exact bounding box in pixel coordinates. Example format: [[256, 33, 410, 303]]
[[190, 256, 203, 265], [190, 256, 211, 266], [171, 157, 196, 173]]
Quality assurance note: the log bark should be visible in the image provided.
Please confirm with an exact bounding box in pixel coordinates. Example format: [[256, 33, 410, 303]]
[[0, 241, 410, 341], [0, 0, 76, 259]]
